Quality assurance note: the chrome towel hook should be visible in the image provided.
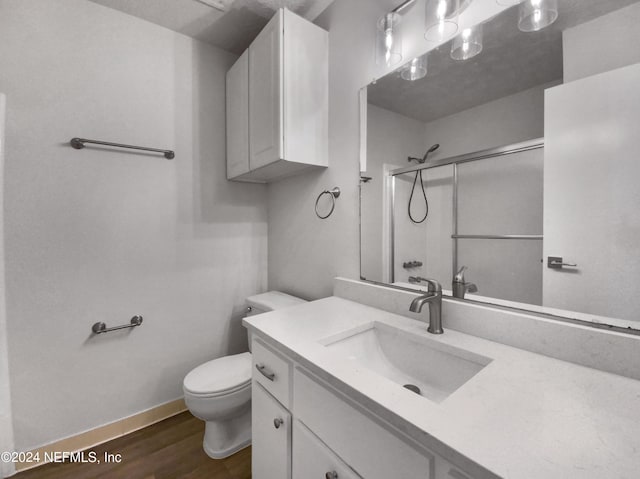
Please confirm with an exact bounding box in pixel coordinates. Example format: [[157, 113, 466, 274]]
[[315, 187, 340, 219]]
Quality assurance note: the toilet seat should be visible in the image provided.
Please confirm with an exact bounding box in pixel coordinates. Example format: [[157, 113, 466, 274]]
[[184, 352, 251, 398]]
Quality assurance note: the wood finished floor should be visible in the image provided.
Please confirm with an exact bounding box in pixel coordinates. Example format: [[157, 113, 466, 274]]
[[14, 412, 251, 479]]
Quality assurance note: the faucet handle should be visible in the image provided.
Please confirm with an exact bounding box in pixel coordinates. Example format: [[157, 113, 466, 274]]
[[422, 278, 442, 293], [454, 266, 467, 283]]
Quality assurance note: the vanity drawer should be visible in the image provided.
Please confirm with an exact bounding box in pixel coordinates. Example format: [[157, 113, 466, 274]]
[[436, 457, 473, 479], [293, 367, 435, 479], [293, 420, 362, 479], [252, 338, 292, 408]]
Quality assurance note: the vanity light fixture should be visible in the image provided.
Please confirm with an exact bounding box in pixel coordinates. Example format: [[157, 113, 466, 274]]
[[450, 24, 483, 60], [376, 0, 418, 68], [400, 55, 428, 80], [377, 12, 403, 67], [518, 0, 558, 32], [425, 0, 461, 42]]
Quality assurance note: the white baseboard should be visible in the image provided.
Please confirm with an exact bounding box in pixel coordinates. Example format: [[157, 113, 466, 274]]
[[14, 398, 187, 474]]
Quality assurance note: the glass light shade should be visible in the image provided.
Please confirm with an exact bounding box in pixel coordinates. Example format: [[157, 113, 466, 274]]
[[425, 0, 460, 42], [496, 0, 524, 5], [400, 55, 428, 81], [376, 12, 403, 67], [518, 0, 558, 32], [450, 24, 483, 61]]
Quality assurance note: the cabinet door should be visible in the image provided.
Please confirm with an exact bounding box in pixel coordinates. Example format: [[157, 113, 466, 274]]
[[249, 9, 283, 170], [282, 8, 328, 167], [252, 382, 291, 479], [293, 420, 362, 479], [226, 50, 249, 179]]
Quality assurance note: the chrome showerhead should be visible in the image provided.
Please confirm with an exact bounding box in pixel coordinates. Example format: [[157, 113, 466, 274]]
[[422, 143, 440, 162], [408, 143, 440, 164]]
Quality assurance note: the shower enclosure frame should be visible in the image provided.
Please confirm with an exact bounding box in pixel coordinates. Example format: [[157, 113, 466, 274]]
[[386, 137, 545, 283]]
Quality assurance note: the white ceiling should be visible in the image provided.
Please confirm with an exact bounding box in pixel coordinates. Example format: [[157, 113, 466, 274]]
[[368, 0, 640, 124], [88, 0, 335, 54]]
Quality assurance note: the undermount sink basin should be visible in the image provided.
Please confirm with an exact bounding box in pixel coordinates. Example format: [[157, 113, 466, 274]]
[[320, 321, 492, 403]]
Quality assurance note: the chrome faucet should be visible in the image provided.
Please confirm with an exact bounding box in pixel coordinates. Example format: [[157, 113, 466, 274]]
[[409, 279, 443, 334], [452, 266, 477, 299]]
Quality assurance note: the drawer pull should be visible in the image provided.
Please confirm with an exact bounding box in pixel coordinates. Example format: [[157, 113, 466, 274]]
[[273, 418, 284, 429], [325, 472, 338, 479], [255, 364, 276, 381]]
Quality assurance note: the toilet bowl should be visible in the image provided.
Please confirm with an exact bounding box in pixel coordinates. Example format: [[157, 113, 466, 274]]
[[183, 291, 306, 459]]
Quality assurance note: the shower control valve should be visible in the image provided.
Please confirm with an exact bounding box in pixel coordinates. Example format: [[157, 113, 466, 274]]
[[403, 260, 423, 269]]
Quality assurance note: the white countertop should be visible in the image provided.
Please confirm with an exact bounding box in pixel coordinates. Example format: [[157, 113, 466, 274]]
[[243, 296, 640, 479]]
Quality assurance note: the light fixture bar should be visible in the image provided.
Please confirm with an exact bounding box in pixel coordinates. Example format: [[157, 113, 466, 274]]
[[194, 0, 231, 12], [391, 0, 418, 14]]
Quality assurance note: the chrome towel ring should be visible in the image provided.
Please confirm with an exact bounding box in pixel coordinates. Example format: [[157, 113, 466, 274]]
[[315, 187, 341, 219]]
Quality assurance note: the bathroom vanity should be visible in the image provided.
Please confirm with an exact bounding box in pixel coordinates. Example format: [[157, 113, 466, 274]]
[[244, 281, 640, 479]]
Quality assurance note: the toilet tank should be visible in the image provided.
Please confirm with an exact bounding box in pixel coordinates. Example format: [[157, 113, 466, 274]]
[[245, 291, 306, 349]]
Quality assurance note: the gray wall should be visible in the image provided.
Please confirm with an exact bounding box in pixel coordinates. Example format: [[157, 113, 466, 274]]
[[563, 2, 640, 83], [362, 105, 424, 282], [421, 82, 552, 162], [267, 0, 384, 299], [266, 0, 511, 299], [0, 0, 267, 451]]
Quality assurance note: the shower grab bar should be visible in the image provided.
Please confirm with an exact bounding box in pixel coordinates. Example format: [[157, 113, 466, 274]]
[[92, 316, 143, 334], [452, 234, 543, 240], [70, 138, 175, 160]]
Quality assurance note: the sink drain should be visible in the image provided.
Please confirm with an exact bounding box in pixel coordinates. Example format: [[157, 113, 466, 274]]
[[403, 384, 421, 395]]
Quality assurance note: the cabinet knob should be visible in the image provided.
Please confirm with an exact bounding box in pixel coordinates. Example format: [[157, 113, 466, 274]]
[[273, 418, 284, 429], [325, 472, 338, 479]]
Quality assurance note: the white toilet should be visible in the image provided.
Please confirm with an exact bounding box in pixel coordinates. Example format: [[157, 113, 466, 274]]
[[183, 291, 306, 459]]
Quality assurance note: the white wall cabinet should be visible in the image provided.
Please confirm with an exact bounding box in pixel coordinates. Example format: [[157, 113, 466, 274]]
[[226, 50, 249, 178], [226, 8, 328, 183], [250, 337, 485, 479]]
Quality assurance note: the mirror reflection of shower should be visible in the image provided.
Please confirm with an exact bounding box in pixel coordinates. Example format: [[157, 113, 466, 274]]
[[407, 143, 440, 224]]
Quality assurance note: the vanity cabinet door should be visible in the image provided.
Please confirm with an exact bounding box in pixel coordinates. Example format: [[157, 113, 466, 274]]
[[252, 382, 291, 479], [293, 420, 362, 479]]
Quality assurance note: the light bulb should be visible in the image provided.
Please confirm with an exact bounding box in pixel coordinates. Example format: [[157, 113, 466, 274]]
[[376, 12, 402, 66], [451, 24, 483, 61], [518, 0, 557, 32], [425, 0, 460, 42], [400, 55, 428, 81]]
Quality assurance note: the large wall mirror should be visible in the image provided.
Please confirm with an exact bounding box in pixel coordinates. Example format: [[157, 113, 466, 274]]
[[360, 0, 640, 331]]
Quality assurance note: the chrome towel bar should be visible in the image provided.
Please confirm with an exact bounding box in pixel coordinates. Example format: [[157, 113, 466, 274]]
[[70, 137, 175, 160], [92, 316, 143, 334]]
